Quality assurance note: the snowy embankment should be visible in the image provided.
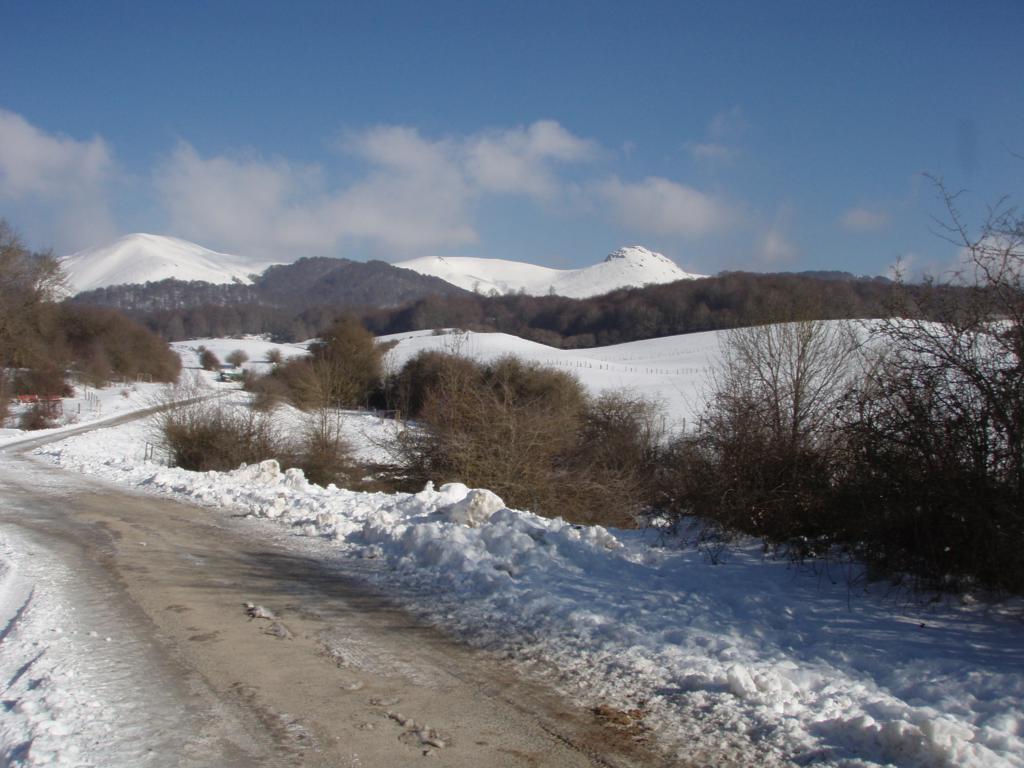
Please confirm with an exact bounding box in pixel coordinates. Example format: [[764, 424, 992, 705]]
[[34, 412, 1024, 768]]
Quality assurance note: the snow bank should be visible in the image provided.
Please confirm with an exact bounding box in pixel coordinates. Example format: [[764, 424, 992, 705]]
[[35, 419, 1024, 767]]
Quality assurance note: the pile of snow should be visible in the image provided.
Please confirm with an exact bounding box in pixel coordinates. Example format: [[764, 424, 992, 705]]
[[395, 246, 704, 299], [61, 233, 280, 294], [35, 416, 1024, 768]]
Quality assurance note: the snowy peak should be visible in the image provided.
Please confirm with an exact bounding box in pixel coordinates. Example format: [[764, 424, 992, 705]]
[[605, 245, 675, 266], [61, 234, 279, 295], [395, 246, 703, 299]]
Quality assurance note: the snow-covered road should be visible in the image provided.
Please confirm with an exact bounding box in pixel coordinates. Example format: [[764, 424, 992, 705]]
[[0, 435, 665, 767]]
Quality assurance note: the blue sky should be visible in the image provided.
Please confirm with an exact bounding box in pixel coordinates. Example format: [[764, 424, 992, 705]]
[[1, 1, 1021, 276]]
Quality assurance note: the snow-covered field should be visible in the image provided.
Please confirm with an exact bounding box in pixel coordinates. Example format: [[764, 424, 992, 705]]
[[381, 328, 720, 427], [4, 330, 1024, 766], [0, 381, 168, 450], [170, 336, 310, 375]]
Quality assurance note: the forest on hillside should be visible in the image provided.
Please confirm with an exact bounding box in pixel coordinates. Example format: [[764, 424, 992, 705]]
[[90, 269, 916, 345]]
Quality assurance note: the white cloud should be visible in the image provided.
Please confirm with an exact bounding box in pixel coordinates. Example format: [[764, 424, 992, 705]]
[[687, 107, 745, 163], [464, 120, 598, 199], [0, 109, 118, 249], [329, 127, 477, 251], [841, 206, 889, 231], [156, 138, 477, 259], [895, 234, 1024, 284], [756, 228, 800, 266], [157, 121, 599, 259], [708, 106, 746, 139], [2, 111, 753, 260], [597, 176, 734, 237], [686, 142, 737, 162]]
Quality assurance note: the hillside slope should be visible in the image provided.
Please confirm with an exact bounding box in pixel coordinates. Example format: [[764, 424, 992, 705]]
[[61, 234, 278, 294]]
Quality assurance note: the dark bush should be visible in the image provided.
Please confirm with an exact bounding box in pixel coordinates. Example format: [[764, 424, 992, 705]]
[[836, 357, 1024, 591], [570, 391, 665, 526], [13, 366, 73, 398], [58, 305, 181, 384], [19, 403, 55, 431], [158, 397, 281, 472], [387, 349, 479, 418], [392, 352, 662, 526], [245, 370, 291, 411], [289, 412, 355, 487], [199, 349, 221, 371], [661, 320, 858, 556], [157, 384, 359, 489], [226, 349, 249, 368], [0, 371, 8, 424], [305, 315, 383, 408]]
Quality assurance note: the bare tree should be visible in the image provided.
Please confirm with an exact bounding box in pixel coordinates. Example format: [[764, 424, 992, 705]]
[[0, 220, 67, 370], [199, 349, 221, 371], [717, 319, 860, 449], [666, 318, 860, 550], [842, 178, 1024, 589], [226, 349, 249, 368]]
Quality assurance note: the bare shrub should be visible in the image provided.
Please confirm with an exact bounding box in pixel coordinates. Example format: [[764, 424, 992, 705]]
[[157, 394, 281, 472], [666, 320, 860, 553], [58, 305, 181, 383], [306, 316, 383, 408], [265, 348, 283, 365], [393, 352, 663, 526], [290, 410, 354, 487], [260, 317, 383, 412], [245, 371, 291, 411], [393, 354, 581, 513], [570, 391, 665, 526], [199, 349, 221, 371], [81, 347, 113, 387], [18, 403, 54, 431], [226, 349, 249, 368], [388, 349, 478, 418], [836, 180, 1024, 591], [13, 366, 73, 398]]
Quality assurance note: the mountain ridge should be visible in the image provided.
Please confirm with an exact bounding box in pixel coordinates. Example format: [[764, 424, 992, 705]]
[[61, 233, 280, 294], [62, 235, 701, 300], [395, 245, 704, 298]]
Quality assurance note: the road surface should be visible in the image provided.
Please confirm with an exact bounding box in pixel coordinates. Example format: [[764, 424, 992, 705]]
[[0, 421, 673, 767]]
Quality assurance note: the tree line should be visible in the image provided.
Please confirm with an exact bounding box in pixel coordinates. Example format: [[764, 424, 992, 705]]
[[107, 269, 916, 347], [1, 221, 181, 427]]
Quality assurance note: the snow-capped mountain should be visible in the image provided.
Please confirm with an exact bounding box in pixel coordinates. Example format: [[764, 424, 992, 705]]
[[394, 246, 704, 299], [61, 233, 279, 294]]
